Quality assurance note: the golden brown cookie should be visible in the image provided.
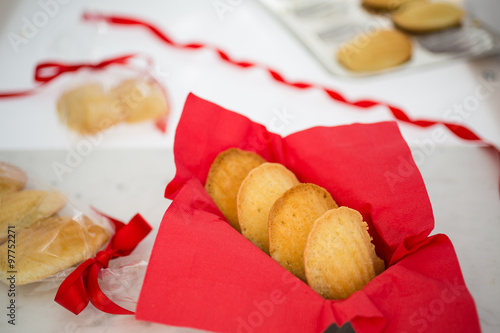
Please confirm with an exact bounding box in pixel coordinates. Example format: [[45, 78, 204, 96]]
[[0, 215, 110, 285], [205, 148, 266, 232], [111, 78, 169, 123], [237, 163, 299, 254], [0, 190, 66, 243], [362, 0, 416, 11], [268, 183, 338, 281], [304, 207, 385, 299], [392, 2, 464, 34], [57, 83, 124, 135], [337, 29, 412, 72], [0, 162, 27, 195]]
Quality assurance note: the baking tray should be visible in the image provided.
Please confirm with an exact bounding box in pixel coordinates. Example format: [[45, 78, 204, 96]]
[[257, 0, 500, 77]]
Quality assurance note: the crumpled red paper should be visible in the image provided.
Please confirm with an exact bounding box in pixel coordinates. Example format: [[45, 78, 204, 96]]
[[136, 93, 480, 333]]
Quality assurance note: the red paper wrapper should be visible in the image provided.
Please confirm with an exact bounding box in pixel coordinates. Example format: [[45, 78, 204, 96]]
[[136, 94, 480, 333]]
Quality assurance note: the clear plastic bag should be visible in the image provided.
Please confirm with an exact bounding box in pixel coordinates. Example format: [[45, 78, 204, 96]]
[[97, 259, 148, 311]]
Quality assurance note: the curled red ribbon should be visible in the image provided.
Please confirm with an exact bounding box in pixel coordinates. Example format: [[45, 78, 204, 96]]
[[82, 12, 500, 192], [35, 55, 138, 83], [55, 213, 152, 315]]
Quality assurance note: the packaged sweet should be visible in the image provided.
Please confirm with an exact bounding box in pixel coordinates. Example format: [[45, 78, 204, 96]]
[[0, 162, 112, 286], [57, 73, 169, 135]]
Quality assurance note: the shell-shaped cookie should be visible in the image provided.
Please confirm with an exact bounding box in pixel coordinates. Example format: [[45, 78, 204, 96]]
[[57, 83, 123, 135], [392, 2, 464, 34], [269, 183, 337, 281], [205, 148, 266, 232], [237, 163, 299, 254], [0, 190, 66, 243], [111, 78, 169, 123], [304, 207, 385, 299], [362, 0, 415, 11], [337, 29, 412, 72]]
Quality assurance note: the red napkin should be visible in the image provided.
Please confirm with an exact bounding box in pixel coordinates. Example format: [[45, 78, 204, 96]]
[[136, 93, 480, 333]]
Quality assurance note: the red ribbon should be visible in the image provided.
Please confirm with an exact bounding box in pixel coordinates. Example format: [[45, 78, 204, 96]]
[[55, 213, 152, 315], [0, 54, 137, 98], [82, 12, 500, 192]]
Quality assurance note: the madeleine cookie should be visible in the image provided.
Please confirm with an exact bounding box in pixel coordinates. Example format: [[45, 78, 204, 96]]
[[0, 215, 110, 285], [0, 162, 27, 195], [362, 0, 416, 11], [269, 184, 338, 281], [205, 148, 266, 232], [57, 83, 124, 135], [392, 2, 464, 34], [237, 163, 299, 254], [337, 29, 412, 72], [0, 190, 66, 243], [304, 207, 385, 299], [112, 78, 169, 123]]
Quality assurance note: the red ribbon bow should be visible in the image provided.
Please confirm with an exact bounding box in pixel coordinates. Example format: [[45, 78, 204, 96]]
[[0, 54, 137, 98], [55, 213, 152, 315]]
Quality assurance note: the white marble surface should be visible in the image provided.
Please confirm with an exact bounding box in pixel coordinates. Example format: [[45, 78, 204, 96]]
[[0, 0, 499, 332]]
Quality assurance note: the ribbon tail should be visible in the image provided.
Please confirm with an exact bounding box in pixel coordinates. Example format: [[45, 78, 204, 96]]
[[0, 81, 48, 99], [54, 258, 95, 315], [110, 214, 152, 256], [86, 264, 134, 315], [155, 114, 168, 133], [0, 90, 36, 98]]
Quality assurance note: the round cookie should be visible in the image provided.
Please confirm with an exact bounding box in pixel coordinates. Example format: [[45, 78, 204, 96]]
[[0, 162, 27, 195], [304, 207, 385, 299], [362, 0, 416, 11], [205, 148, 266, 232], [337, 29, 412, 72], [392, 2, 464, 34], [237, 163, 299, 254], [269, 183, 338, 281]]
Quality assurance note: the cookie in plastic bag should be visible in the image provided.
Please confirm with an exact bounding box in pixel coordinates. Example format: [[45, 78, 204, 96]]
[[0, 162, 112, 285]]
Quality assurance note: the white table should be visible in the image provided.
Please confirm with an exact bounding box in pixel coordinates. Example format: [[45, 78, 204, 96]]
[[0, 1, 499, 332]]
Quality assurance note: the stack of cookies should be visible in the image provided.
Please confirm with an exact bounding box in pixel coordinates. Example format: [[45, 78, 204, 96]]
[[205, 148, 384, 300]]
